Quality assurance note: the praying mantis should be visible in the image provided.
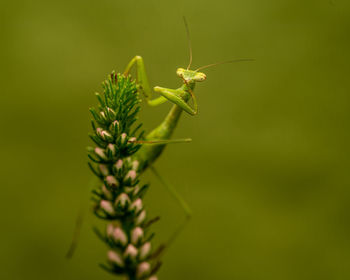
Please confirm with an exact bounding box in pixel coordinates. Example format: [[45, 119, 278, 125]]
[[128, 18, 253, 173], [67, 17, 252, 264], [125, 18, 253, 250]]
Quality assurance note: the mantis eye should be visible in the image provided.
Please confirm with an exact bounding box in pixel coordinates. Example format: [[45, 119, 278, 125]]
[[176, 68, 185, 77], [194, 72, 206, 82]]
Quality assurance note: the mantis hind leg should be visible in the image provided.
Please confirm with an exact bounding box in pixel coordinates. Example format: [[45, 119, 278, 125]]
[[150, 166, 192, 254], [66, 176, 99, 258], [124, 56, 168, 106], [66, 208, 85, 258]]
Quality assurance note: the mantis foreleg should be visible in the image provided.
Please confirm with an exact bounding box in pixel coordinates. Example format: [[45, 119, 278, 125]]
[[154, 86, 198, 115], [124, 56, 198, 115], [124, 56, 168, 106]]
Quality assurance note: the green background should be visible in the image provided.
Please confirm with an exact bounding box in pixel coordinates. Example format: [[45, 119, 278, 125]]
[[1, 0, 350, 279]]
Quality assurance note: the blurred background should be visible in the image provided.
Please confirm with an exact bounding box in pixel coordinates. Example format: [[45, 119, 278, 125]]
[[1, 0, 350, 279]]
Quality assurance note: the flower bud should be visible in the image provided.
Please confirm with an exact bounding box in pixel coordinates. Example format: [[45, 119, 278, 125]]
[[129, 198, 143, 213], [107, 144, 116, 155], [132, 160, 139, 171], [96, 127, 103, 135], [107, 107, 116, 119], [115, 159, 123, 170], [106, 223, 114, 237], [107, 250, 124, 267], [99, 164, 109, 176], [101, 185, 113, 200], [133, 185, 140, 196], [137, 262, 151, 278], [120, 133, 127, 145], [106, 175, 119, 188], [148, 276, 158, 280], [94, 147, 106, 159], [124, 244, 138, 259], [110, 120, 120, 135], [131, 227, 144, 245], [113, 227, 128, 246], [100, 111, 107, 120], [125, 170, 137, 182], [124, 186, 134, 193], [129, 137, 137, 143], [100, 200, 115, 215], [115, 193, 131, 209], [135, 210, 147, 225], [100, 130, 113, 141], [139, 242, 151, 260]]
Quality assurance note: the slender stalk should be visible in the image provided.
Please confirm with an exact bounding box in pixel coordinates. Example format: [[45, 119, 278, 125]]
[[88, 73, 160, 279]]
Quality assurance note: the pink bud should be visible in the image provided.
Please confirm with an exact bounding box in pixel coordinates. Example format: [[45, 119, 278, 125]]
[[133, 185, 140, 196], [136, 210, 147, 225], [101, 185, 113, 200], [106, 224, 114, 237], [130, 198, 143, 213], [106, 175, 119, 187], [125, 170, 137, 181], [96, 127, 103, 134], [107, 144, 116, 154], [107, 250, 124, 267], [115, 159, 123, 170], [113, 227, 128, 246], [139, 242, 151, 260], [137, 262, 151, 278], [124, 244, 138, 259], [129, 137, 137, 142], [111, 120, 119, 131], [101, 130, 112, 141], [121, 133, 127, 144], [132, 160, 139, 170], [115, 193, 131, 209], [100, 200, 115, 215], [149, 276, 158, 280], [101, 130, 109, 137], [99, 164, 109, 176], [94, 147, 106, 159], [131, 227, 144, 244], [107, 107, 116, 116]]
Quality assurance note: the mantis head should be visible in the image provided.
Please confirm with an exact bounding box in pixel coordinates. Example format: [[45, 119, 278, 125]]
[[176, 68, 206, 83]]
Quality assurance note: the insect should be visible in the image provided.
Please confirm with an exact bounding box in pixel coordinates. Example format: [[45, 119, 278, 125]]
[[128, 17, 253, 173], [67, 17, 252, 263], [126, 17, 253, 252]]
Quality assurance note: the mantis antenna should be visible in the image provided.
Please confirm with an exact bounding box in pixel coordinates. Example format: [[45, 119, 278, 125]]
[[183, 16, 193, 70], [195, 58, 255, 71]]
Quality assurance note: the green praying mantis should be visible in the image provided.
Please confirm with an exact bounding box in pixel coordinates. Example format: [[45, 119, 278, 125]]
[[128, 18, 253, 173], [124, 17, 253, 251], [67, 17, 252, 259]]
